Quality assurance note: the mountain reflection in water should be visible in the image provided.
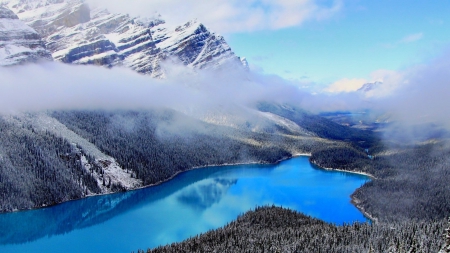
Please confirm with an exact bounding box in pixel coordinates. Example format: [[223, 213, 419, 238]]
[[177, 178, 238, 211]]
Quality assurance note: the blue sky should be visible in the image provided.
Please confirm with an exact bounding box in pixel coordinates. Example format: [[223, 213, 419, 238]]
[[225, 1, 450, 88]]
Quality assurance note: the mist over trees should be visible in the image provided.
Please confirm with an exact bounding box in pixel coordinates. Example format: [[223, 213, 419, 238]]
[[130, 107, 450, 252], [0, 106, 347, 212], [50, 109, 334, 185], [0, 104, 449, 252]]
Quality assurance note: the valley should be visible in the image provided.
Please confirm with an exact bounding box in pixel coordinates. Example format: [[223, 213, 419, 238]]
[[0, 0, 449, 252]]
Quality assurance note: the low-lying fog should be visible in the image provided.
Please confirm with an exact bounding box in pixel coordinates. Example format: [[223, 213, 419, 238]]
[[1, 47, 450, 142]]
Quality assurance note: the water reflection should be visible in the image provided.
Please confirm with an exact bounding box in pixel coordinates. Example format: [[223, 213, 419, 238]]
[[177, 178, 238, 211], [0, 157, 370, 253], [0, 165, 242, 245]]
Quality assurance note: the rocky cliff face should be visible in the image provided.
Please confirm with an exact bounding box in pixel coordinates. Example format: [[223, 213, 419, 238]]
[[2, 0, 244, 77], [0, 6, 52, 66]]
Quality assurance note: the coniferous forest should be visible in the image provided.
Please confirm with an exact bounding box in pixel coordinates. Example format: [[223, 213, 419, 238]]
[[0, 106, 449, 252], [141, 206, 447, 253]]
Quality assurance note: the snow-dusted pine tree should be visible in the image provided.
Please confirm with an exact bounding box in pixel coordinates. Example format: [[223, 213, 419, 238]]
[[440, 217, 450, 253]]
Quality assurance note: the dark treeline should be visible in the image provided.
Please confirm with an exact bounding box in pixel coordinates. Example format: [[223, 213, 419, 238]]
[[2, 107, 344, 212], [138, 206, 446, 253], [353, 141, 450, 222], [311, 139, 450, 222], [0, 117, 100, 212], [51, 109, 333, 186]]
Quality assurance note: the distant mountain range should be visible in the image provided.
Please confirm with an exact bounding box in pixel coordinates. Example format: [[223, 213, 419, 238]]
[[0, 0, 247, 76]]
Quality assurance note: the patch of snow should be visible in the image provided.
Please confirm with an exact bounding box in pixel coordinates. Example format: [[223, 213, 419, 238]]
[[80, 155, 141, 193], [73, 49, 117, 63], [0, 44, 31, 57], [259, 111, 316, 136], [155, 20, 201, 50], [3, 112, 142, 191], [0, 18, 35, 33], [3, 0, 243, 75]]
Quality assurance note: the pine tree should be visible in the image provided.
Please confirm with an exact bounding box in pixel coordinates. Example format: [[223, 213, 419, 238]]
[[440, 217, 450, 253], [388, 240, 398, 253], [368, 244, 374, 253]]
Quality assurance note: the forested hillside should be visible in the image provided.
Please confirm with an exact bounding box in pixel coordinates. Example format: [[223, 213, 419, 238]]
[[0, 117, 100, 211], [1, 107, 358, 212], [51, 109, 345, 185], [140, 206, 446, 253], [1, 106, 449, 253], [310, 139, 450, 222]]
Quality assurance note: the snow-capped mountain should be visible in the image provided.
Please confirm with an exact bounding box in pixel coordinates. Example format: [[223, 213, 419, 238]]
[[1, 0, 244, 77], [0, 6, 52, 66]]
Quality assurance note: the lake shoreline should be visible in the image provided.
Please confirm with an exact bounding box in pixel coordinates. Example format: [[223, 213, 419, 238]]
[[308, 160, 376, 223], [1, 153, 311, 214], [2, 153, 376, 225]]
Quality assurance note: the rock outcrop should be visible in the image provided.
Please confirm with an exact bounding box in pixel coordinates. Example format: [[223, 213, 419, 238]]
[[0, 6, 52, 66], [2, 0, 244, 77]]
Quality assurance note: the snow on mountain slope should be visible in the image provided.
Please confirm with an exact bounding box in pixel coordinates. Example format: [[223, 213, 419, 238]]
[[2, 0, 244, 77], [0, 6, 52, 66], [3, 112, 142, 193]]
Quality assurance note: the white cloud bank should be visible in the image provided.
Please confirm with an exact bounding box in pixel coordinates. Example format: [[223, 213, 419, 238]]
[[1, 45, 450, 131], [0, 61, 306, 115], [326, 48, 450, 127], [325, 78, 367, 93], [86, 0, 343, 33]]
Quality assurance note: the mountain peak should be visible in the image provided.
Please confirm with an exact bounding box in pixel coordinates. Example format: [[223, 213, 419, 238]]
[[3, 1, 247, 76]]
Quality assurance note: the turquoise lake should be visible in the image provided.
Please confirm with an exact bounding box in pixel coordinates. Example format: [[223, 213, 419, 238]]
[[0, 156, 370, 253]]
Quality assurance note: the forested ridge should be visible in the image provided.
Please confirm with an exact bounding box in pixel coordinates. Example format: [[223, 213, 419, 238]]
[[0, 117, 100, 211], [138, 206, 447, 253], [310, 139, 450, 222]]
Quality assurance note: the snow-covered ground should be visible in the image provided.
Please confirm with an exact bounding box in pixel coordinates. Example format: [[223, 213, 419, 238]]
[[2, 0, 243, 76], [3, 112, 142, 192], [0, 6, 52, 65]]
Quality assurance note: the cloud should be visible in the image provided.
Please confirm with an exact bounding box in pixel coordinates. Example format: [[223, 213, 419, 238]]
[[400, 32, 423, 44], [0, 60, 307, 116], [324, 78, 367, 93], [380, 49, 450, 127], [383, 32, 424, 49], [322, 69, 405, 96], [316, 45, 450, 133], [1, 44, 450, 141], [363, 69, 405, 98], [86, 0, 343, 33]]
